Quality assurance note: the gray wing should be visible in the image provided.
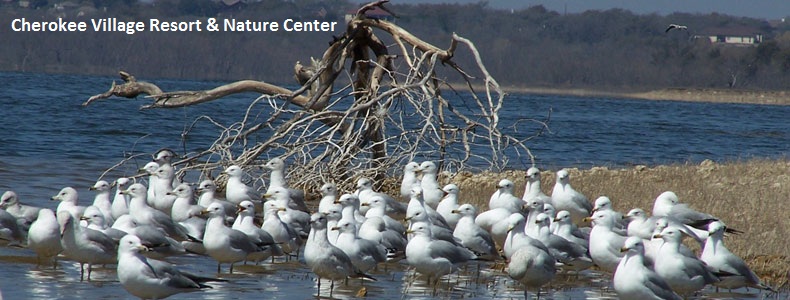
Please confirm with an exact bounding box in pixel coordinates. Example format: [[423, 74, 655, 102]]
[[669, 204, 717, 228], [718, 253, 761, 284], [680, 256, 719, 284], [358, 238, 387, 262], [287, 189, 309, 212], [102, 227, 128, 242], [84, 227, 118, 253], [644, 270, 683, 300], [380, 229, 407, 251], [429, 240, 475, 264], [146, 259, 204, 289], [228, 229, 262, 253]]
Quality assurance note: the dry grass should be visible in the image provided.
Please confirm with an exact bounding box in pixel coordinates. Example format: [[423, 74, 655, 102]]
[[435, 158, 790, 290]]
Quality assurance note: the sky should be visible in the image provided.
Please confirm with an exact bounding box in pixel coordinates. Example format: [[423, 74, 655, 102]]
[[377, 0, 790, 20]]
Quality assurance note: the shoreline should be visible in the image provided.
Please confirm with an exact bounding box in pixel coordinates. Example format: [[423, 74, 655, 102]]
[[499, 85, 790, 105]]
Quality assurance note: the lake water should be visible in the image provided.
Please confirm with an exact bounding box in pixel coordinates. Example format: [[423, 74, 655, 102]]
[[0, 71, 787, 299]]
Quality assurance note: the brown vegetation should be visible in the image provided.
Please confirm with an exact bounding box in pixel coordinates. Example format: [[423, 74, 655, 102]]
[[412, 158, 789, 289]]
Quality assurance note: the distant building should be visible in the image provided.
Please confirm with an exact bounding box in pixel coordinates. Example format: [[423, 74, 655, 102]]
[[694, 26, 764, 46]]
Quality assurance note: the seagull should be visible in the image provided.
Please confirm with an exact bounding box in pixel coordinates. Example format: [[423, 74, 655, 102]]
[[304, 212, 374, 298], [51, 187, 87, 219], [111, 177, 132, 220], [405, 206, 460, 246], [356, 177, 406, 219], [26, 208, 62, 268], [168, 183, 203, 223], [552, 169, 592, 225], [222, 165, 262, 205], [400, 161, 421, 200], [361, 194, 407, 234], [317, 182, 341, 216], [263, 186, 310, 235], [57, 211, 117, 281], [507, 242, 556, 299], [418, 161, 445, 209], [405, 222, 476, 286], [535, 213, 593, 271], [357, 216, 407, 260], [139, 161, 161, 207], [624, 208, 659, 240], [332, 219, 388, 273], [196, 180, 237, 222], [117, 234, 221, 299], [81, 206, 128, 242], [405, 186, 448, 229], [202, 202, 272, 273], [652, 191, 741, 235], [150, 166, 177, 215], [451, 204, 499, 259], [123, 183, 193, 242], [89, 180, 115, 226], [584, 210, 628, 273], [261, 201, 301, 256], [232, 200, 284, 263], [489, 179, 524, 213], [701, 221, 774, 291], [153, 148, 181, 188], [652, 227, 720, 295], [435, 184, 461, 229], [522, 167, 552, 205], [614, 236, 682, 300], [263, 157, 308, 212], [665, 23, 688, 33], [592, 196, 627, 233], [0, 190, 41, 231], [552, 210, 589, 248]]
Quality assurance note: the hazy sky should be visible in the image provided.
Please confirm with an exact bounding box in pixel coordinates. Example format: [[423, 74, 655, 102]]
[[380, 0, 790, 20]]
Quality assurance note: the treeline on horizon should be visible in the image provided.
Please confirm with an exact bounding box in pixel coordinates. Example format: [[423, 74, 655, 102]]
[[3, 0, 790, 91]]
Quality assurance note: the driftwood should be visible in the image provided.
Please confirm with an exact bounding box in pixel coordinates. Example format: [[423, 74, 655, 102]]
[[84, 0, 543, 193]]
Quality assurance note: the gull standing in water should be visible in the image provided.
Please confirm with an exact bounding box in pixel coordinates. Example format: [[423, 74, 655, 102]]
[[652, 227, 719, 295], [233, 200, 284, 263], [614, 236, 682, 300], [117, 234, 222, 299], [123, 183, 193, 242], [202, 202, 272, 273], [507, 241, 556, 299], [57, 211, 117, 281], [405, 223, 476, 287], [304, 212, 374, 298], [584, 210, 627, 273], [332, 219, 388, 273], [451, 204, 498, 260], [26, 208, 62, 268]]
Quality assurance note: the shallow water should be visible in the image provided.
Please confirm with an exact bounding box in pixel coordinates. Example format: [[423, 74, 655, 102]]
[[0, 72, 788, 298]]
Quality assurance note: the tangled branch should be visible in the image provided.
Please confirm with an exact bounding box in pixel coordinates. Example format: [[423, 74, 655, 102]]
[[84, 1, 545, 194]]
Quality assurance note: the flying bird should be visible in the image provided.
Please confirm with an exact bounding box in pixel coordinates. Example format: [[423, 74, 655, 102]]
[[665, 24, 688, 33]]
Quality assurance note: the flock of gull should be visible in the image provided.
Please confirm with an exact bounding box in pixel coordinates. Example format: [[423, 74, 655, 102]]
[[0, 149, 778, 299]]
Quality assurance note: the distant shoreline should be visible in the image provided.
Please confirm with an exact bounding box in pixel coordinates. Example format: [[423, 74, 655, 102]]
[[500, 86, 790, 105]]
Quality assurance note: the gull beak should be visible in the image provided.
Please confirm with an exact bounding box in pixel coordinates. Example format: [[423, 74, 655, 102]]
[[321, 211, 329, 216], [553, 217, 561, 222], [620, 247, 628, 253], [451, 209, 460, 214], [89, 187, 98, 191], [521, 203, 529, 211], [278, 207, 287, 212], [333, 200, 341, 204], [507, 225, 514, 232], [262, 193, 272, 200], [137, 245, 150, 252], [121, 190, 131, 195], [200, 209, 210, 216], [591, 207, 600, 213], [330, 226, 340, 231], [404, 216, 412, 221], [582, 217, 593, 223], [166, 191, 175, 196], [405, 229, 414, 234], [535, 220, 541, 224], [653, 234, 662, 239], [79, 216, 90, 221], [237, 205, 246, 214], [360, 203, 370, 207], [50, 196, 58, 201]]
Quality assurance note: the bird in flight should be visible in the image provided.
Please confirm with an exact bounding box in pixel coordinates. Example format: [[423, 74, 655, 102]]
[[665, 24, 688, 33]]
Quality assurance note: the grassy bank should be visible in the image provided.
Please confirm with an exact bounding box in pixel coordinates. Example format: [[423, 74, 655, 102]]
[[502, 86, 790, 105], [441, 158, 789, 289]]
